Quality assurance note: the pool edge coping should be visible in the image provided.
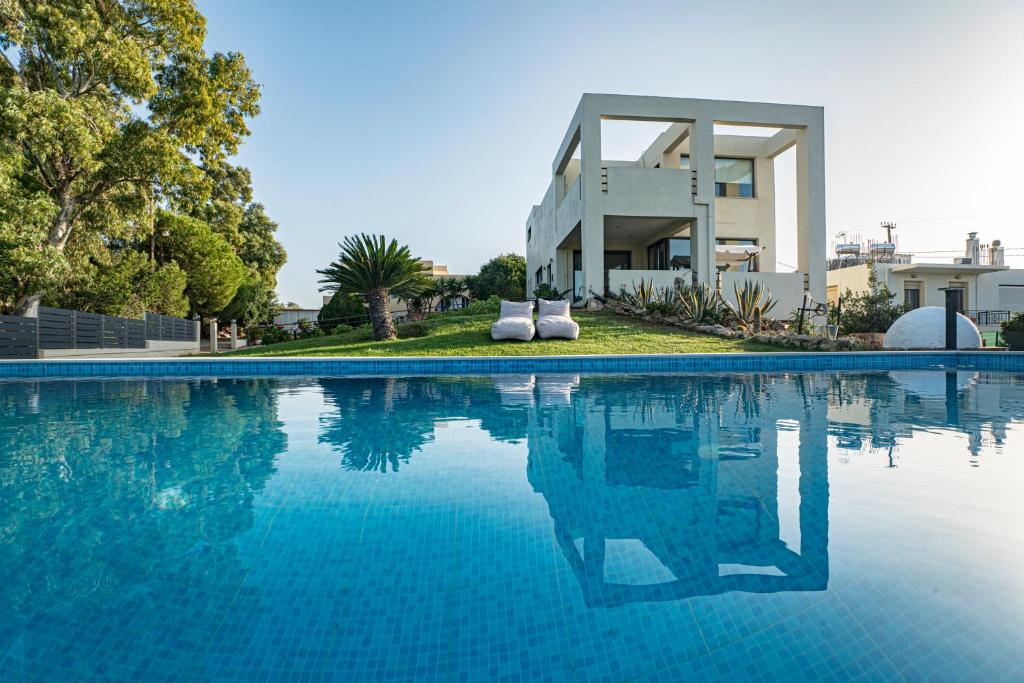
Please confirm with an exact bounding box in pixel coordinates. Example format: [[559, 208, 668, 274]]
[[1, 350, 1023, 378]]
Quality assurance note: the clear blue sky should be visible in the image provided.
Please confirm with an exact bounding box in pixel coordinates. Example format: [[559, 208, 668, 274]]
[[198, 0, 1024, 307]]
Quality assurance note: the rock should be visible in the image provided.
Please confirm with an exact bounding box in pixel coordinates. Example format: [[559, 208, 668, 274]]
[[586, 298, 605, 311]]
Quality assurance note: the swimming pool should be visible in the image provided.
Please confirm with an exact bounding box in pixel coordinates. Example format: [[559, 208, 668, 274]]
[[1, 365, 1022, 680]]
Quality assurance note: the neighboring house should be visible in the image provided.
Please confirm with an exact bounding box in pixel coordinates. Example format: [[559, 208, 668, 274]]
[[525, 94, 826, 313], [827, 232, 1024, 326], [273, 308, 320, 328], [391, 260, 469, 323]]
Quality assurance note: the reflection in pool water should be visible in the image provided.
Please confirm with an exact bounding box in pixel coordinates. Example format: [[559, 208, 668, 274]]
[[0, 371, 1021, 681]]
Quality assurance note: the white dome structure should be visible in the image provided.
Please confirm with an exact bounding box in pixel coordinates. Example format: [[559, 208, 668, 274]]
[[883, 306, 982, 350]]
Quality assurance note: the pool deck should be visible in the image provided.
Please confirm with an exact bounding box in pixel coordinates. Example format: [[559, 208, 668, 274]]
[[1, 351, 1023, 378]]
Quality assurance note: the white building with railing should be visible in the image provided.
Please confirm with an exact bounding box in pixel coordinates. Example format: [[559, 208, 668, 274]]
[[525, 94, 826, 314], [827, 232, 1024, 328]]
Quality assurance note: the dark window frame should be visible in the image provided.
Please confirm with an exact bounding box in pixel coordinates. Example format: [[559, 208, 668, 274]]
[[679, 154, 756, 198]]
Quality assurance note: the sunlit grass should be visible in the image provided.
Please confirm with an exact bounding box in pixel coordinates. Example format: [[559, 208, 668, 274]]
[[224, 310, 781, 357]]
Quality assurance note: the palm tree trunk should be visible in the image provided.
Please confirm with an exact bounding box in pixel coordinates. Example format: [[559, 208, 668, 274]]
[[366, 288, 396, 340]]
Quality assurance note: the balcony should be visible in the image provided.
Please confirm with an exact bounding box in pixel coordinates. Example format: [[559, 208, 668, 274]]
[[556, 174, 582, 240], [603, 167, 695, 218]]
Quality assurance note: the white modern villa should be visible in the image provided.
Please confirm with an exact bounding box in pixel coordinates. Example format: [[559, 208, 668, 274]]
[[526, 94, 826, 313]]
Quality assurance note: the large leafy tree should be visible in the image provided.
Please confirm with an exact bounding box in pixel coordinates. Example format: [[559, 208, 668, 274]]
[[0, 0, 261, 315], [217, 202, 286, 327], [317, 234, 430, 341], [155, 212, 245, 319], [467, 253, 527, 301]]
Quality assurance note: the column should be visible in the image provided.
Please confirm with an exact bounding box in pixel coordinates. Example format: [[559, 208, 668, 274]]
[[230, 320, 239, 350], [208, 319, 218, 354], [797, 376, 829, 589], [689, 118, 716, 288], [795, 124, 827, 303], [579, 108, 605, 300]]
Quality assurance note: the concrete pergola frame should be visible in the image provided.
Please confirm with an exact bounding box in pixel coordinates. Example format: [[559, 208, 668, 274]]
[[550, 94, 826, 302]]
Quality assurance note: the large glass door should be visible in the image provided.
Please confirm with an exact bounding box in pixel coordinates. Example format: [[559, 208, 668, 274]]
[[572, 250, 633, 300]]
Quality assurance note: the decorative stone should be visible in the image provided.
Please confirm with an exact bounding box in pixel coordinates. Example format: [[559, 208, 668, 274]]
[[586, 298, 604, 311], [883, 306, 982, 350]]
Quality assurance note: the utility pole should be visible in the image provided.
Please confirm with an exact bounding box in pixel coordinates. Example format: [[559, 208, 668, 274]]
[[881, 221, 896, 244]]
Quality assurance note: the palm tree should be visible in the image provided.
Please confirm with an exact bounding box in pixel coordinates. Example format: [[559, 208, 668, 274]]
[[434, 277, 467, 311], [317, 234, 430, 340]]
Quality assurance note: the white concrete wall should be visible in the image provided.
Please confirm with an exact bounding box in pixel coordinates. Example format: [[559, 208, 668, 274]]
[[40, 339, 200, 359], [976, 270, 1024, 312], [721, 272, 806, 316], [608, 270, 688, 296]]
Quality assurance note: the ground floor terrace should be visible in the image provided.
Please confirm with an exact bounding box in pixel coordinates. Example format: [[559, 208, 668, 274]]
[[549, 218, 809, 313]]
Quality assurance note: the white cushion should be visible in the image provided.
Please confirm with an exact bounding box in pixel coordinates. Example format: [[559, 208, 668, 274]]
[[536, 315, 579, 340], [537, 298, 570, 318], [491, 317, 535, 341], [499, 300, 534, 319]]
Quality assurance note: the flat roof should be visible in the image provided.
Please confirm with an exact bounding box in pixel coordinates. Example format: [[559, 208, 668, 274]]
[[889, 263, 1008, 275]]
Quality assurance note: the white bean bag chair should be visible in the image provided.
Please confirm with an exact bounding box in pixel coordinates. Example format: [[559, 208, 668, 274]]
[[491, 300, 535, 341], [536, 299, 580, 340]]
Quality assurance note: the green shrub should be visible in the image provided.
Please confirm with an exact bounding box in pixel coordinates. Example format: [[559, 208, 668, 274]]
[[838, 266, 905, 334], [533, 283, 569, 300], [438, 295, 501, 317], [332, 323, 354, 335], [319, 292, 369, 332], [1002, 312, 1024, 332], [261, 326, 291, 345], [396, 321, 429, 338], [644, 301, 679, 316]]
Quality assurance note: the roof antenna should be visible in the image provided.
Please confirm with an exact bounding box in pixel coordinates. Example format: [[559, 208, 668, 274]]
[[881, 221, 896, 244]]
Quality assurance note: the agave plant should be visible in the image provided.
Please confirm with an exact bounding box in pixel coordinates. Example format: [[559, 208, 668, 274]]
[[612, 278, 659, 311], [676, 282, 724, 325], [724, 280, 777, 333]]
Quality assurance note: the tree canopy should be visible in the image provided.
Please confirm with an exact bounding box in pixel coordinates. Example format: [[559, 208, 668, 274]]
[[0, 0, 284, 321], [467, 253, 527, 301]]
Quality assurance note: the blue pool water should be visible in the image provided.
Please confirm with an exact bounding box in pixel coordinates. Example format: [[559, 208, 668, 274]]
[[1, 370, 1022, 681]]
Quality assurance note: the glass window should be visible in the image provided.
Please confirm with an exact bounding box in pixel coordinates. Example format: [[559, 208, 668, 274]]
[[678, 155, 755, 197], [572, 251, 583, 302], [572, 250, 632, 298], [667, 239, 690, 270], [647, 241, 666, 270], [903, 282, 922, 310], [647, 238, 691, 270], [715, 158, 754, 197], [535, 267, 543, 288]]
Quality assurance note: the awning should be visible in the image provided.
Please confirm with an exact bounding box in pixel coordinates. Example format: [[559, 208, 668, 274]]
[[715, 244, 763, 265]]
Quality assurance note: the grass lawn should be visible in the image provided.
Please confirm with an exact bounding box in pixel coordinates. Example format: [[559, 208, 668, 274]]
[[224, 310, 780, 357]]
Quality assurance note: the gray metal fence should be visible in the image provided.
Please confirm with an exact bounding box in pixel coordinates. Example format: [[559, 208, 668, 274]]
[[0, 307, 197, 358], [0, 314, 37, 359]]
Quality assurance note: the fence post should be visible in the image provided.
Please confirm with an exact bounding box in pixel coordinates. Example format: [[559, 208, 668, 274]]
[[230, 320, 238, 350], [72, 310, 76, 348], [208, 319, 218, 353], [193, 316, 200, 348]]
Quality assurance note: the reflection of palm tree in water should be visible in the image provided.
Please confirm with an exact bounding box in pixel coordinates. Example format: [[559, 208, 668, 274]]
[[319, 377, 446, 472], [318, 376, 532, 473]]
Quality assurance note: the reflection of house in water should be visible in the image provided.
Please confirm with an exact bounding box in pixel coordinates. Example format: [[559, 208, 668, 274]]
[[520, 374, 830, 607], [826, 371, 1024, 460]]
